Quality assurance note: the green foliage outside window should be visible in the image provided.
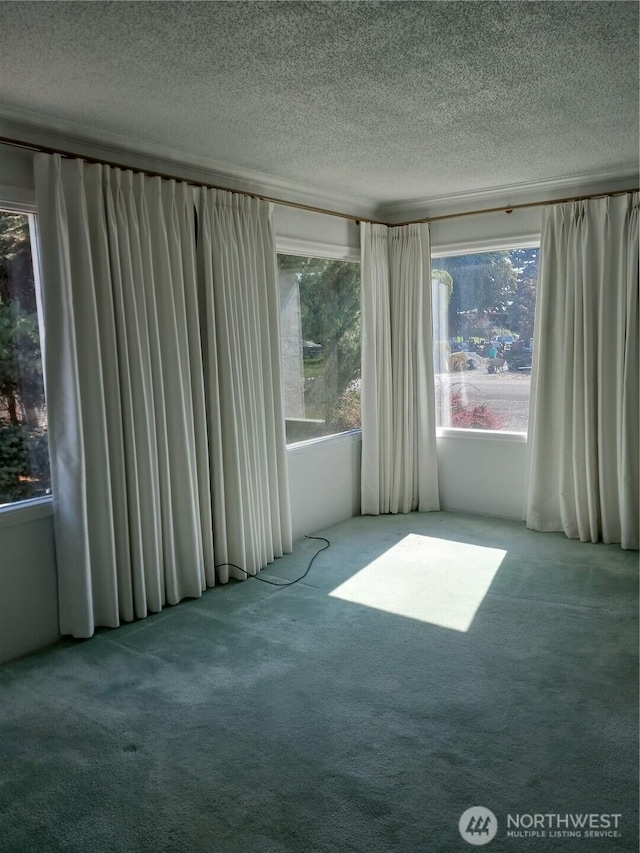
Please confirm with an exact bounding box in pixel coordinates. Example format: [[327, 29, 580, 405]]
[[433, 248, 538, 344], [278, 255, 361, 441], [0, 211, 50, 505]]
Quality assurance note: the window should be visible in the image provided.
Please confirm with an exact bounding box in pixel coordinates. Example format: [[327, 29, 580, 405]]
[[432, 246, 539, 433], [0, 209, 50, 505], [278, 254, 361, 443]]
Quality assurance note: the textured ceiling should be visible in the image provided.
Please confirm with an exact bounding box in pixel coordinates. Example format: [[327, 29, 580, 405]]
[[0, 1, 638, 207]]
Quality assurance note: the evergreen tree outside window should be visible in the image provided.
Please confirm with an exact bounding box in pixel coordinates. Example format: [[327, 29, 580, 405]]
[[0, 209, 50, 505], [278, 254, 361, 444]]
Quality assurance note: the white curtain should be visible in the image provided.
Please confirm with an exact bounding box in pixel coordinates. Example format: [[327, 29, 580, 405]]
[[361, 224, 393, 513], [197, 189, 292, 580], [34, 154, 291, 638], [360, 222, 440, 515], [525, 192, 639, 550]]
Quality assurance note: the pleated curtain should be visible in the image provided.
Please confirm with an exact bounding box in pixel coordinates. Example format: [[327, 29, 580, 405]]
[[34, 154, 291, 638], [197, 189, 292, 580], [525, 192, 639, 549], [360, 222, 440, 515], [360, 224, 393, 513]]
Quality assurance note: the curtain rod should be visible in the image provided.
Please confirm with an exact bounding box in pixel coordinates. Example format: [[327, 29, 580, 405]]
[[1, 135, 637, 228], [0, 135, 381, 225], [398, 186, 639, 226]]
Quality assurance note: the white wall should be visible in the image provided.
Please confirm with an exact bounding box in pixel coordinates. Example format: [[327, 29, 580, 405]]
[[274, 203, 360, 260], [430, 206, 542, 256], [288, 432, 361, 539], [0, 501, 59, 663], [0, 142, 36, 205], [437, 430, 527, 519]]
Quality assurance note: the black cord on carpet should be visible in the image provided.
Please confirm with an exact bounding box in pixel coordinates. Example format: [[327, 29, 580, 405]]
[[214, 534, 330, 587]]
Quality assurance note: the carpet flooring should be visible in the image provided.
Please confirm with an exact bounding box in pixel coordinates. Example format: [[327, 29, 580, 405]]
[[0, 512, 638, 852]]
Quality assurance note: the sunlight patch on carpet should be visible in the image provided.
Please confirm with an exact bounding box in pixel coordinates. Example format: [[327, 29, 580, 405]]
[[329, 534, 506, 631]]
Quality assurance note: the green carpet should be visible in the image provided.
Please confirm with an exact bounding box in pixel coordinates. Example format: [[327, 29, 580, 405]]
[[1, 512, 637, 852]]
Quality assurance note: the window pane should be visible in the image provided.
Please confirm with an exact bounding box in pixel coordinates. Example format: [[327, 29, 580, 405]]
[[278, 254, 361, 443], [0, 210, 51, 504], [432, 247, 539, 432]]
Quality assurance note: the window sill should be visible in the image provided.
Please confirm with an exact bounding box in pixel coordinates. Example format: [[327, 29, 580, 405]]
[[437, 427, 527, 443], [287, 428, 362, 456], [0, 496, 53, 529]]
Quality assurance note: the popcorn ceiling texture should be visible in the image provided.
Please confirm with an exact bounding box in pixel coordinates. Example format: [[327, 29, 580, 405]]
[[0, 1, 638, 204]]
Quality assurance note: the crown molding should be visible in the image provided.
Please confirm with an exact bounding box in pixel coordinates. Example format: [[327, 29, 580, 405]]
[[0, 107, 380, 221], [376, 168, 640, 225], [1, 107, 637, 227]]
